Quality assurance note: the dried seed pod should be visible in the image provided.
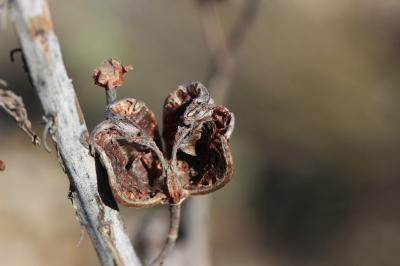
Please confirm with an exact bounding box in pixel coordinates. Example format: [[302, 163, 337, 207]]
[[163, 81, 235, 195], [90, 98, 166, 207], [162, 82, 213, 157], [90, 80, 235, 266]]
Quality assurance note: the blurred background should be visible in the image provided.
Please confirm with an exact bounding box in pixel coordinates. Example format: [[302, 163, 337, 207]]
[[1, 0, 400, 265]]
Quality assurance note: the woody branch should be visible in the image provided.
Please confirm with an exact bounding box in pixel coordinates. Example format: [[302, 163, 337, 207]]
[[9, 0, 141, 265]]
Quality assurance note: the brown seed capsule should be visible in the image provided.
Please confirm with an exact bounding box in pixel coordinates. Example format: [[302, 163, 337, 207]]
[[90, 81, 234, 206], [163, 81, 234, 195], [90, 98, 165, 207]]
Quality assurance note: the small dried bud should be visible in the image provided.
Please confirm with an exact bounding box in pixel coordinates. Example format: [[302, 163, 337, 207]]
[[92, 59, 133, 90], [0, 160, 5, 171]]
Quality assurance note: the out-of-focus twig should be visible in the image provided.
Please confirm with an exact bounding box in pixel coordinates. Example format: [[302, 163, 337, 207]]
[[9, 1, 141, 265], [149, 205, 181, 266], [0, 0, 9, 30], [0, 79, 40, 145], [199, 0, 261, 103], [177, 1, 260, 265]]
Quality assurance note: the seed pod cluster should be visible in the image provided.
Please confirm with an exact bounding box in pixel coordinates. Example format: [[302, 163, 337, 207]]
[[90, 81, 234, 207]]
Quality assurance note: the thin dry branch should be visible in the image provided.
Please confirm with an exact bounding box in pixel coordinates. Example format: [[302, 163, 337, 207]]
[[9, 1, 141, 265], [199, 0, 261, 103], [149, 205, 181, 266]]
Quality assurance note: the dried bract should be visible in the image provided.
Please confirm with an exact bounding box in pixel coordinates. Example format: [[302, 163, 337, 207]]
[[92, 59, 133, 90]]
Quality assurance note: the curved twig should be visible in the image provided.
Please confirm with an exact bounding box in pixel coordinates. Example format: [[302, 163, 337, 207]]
[[42, 115, 54, 152], [199, 0, 261, 103], [149, 204, 182, 266]]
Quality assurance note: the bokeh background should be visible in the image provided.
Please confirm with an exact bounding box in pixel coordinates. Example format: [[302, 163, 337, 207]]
[[1, 0, 400, 265]]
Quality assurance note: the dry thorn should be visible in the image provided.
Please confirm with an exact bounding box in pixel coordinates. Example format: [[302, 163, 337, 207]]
[[42, 115, 55, 152]]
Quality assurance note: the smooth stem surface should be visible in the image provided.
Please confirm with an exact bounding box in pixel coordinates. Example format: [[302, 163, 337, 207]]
[[106, 89, 117, 105], [150, 204, 182, 266]]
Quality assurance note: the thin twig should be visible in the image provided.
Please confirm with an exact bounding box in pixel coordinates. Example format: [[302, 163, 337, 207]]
[[9, 1, 141, 265], [150, 204, 182, 266], [0, 0, 9, 30], [199, 0, 261, 103], [228, 0, 261, 54]]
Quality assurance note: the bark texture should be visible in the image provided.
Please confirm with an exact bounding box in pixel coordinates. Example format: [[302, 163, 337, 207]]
[[10, 1, 141, 265]]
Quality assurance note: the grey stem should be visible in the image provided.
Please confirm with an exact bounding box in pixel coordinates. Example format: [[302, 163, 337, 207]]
[[149, 204, 182, 266], [10, 0, 141, 265], [106, 88, 117, 106]]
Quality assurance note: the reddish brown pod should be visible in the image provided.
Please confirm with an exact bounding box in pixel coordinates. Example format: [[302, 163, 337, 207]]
[[163, 82, 235, 196], [90, 81, 234, 206], [90, 98, 166, 207]]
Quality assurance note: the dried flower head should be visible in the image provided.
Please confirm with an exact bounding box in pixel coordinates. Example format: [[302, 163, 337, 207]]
[[90, 81, 234, 206], [92, 59, 133, 90]]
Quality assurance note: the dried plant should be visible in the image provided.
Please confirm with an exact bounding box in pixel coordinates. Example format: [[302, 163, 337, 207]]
[[90, 60, 235, 265], [4, 0, 244, 264]]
